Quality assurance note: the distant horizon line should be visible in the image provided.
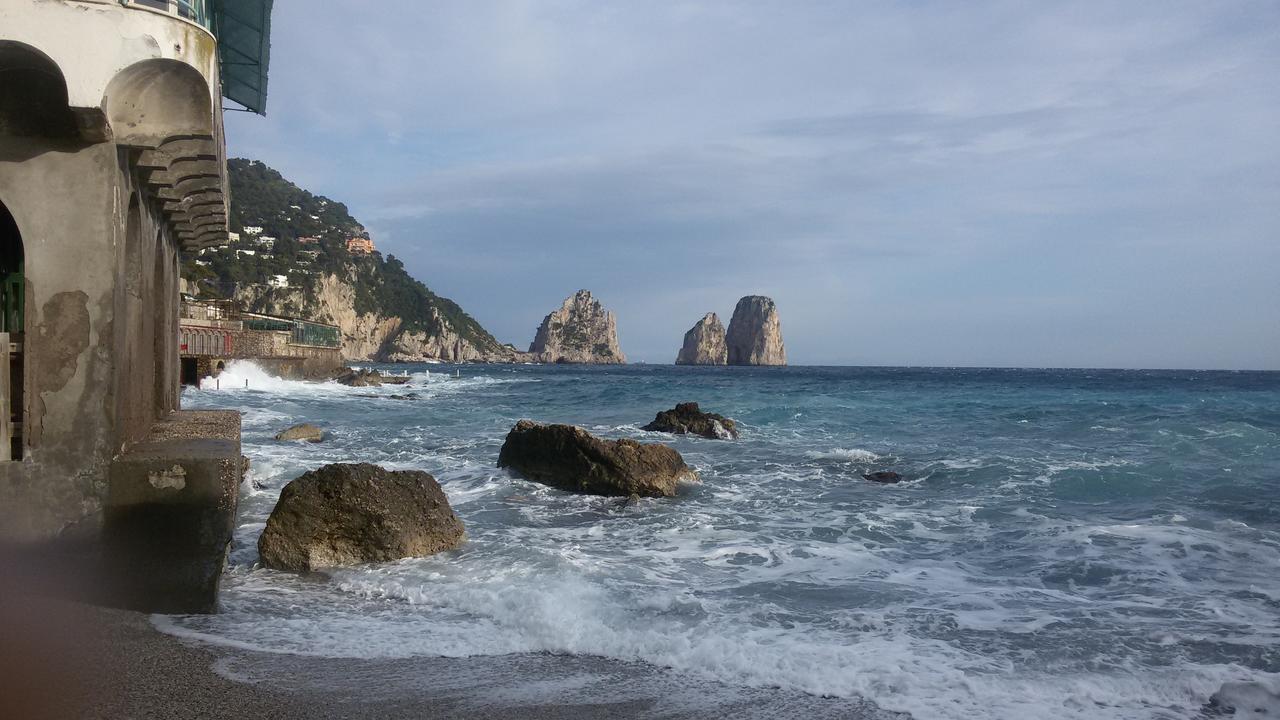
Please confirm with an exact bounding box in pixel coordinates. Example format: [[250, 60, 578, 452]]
[[393, 360, 1280, 373]]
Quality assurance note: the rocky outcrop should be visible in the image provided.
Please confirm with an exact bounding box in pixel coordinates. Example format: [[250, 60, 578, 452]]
[[863, 471, 904, 484], [385, 306, 531, 363], [236, 273, 520, 364], [257, 463, 465, 572], [725, 295, 787, 366], [675, 313, 727, 365], [331, 367, 382, 386], [642, 402, 739, 439], [497, 420, 696, 497], [528, 290, 625, 364], [274, 423, 324, 442]]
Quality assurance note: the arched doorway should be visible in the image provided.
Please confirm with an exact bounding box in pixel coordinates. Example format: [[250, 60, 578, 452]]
[[0, 199, 24, 460]]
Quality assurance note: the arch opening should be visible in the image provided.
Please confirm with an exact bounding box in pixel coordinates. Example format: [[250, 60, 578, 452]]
[[0, 41, 77, 139], [104, 58, 213, 147], [0, 198, 26, 460]]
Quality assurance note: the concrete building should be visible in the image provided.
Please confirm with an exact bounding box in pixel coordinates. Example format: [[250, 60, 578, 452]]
[[0, 0, 274, 612], [347, 236, 375, 255]]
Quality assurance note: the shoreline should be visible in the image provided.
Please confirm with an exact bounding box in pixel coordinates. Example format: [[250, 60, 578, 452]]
[[5, 599, 903, 719]]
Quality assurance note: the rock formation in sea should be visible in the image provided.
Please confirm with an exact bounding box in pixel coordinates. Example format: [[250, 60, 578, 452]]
[[642, 402, 739, 440], [527, 290, 626, 364], [725, 295, 787, 366], [257, 463, 465, 572], [675, 312, 728, 365], [497, 420, 696, 497]]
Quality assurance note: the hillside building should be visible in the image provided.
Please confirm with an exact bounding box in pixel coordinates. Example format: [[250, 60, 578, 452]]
[[0, 0, 274, 612], [347, 236, 376, 255]]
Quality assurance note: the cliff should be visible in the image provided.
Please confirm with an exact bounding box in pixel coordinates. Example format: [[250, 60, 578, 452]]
[[233, 272, 518, 363], [185, 159, 515, 363], [528, 290, 626, 364], [725, 296, 787, 366], [675, 312, 728, 365]]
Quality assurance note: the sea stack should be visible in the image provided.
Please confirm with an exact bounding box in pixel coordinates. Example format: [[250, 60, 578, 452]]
[[529, 290, 626, 364], [725, 295, 787, 366], [675, 312, 728, 365]]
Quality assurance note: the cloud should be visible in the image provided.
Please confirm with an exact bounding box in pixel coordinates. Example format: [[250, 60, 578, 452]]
[[227, 0, 1280, 368]]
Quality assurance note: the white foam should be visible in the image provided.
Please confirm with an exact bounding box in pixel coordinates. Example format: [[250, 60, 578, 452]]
[[806, 448, 880, 462], [167, 364, 1280, 720]]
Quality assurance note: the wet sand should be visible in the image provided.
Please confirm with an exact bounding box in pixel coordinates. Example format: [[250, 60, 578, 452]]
[[1, 599, 903, 719]]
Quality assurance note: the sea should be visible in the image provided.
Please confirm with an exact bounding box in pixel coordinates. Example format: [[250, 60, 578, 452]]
[[163, 361, 1280, 719]]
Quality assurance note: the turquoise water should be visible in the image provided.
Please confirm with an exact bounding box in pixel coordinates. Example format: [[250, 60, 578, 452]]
[[168, 362, 1280, 719]]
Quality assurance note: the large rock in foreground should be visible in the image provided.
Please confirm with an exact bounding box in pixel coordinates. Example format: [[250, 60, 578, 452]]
[[528, 290, 626, 364], [725, 295, 787, 366], [498, 420, 696, 497], [675, 312, 728, 365], [643, 402, 739, 440], [258, 463, 465, 572]]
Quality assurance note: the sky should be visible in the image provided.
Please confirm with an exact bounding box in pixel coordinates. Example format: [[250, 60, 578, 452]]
[[226, 1, 1280, 369]]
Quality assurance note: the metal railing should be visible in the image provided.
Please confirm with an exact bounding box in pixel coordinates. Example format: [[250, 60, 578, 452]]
[[122, 0, 213, 32], [242, 313, 342, 349]]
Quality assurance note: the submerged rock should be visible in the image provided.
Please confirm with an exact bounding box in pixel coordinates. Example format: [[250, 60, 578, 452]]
[[675, 312, 728, 365], [725, 296, 787, 366], [497, 420, 696, 497], [274, 423, 324, 443], [1207, 680, 1280, 716], [258, 463, 465, 572], [528, 290, 626, 364], [863, 471, 904, 484], [642, 402, 739, 440]]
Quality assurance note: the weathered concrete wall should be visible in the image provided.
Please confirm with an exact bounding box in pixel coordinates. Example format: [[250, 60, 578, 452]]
[[0, 138, 123, 540], [0, 138, 188, 540], [0, 0, 225, 542]]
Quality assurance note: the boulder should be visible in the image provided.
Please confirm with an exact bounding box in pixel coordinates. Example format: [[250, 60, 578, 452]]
[[258, 463, 465, 572], [527, 290, 626, 364], [498, 420, 696, 497], [274, 423, 324, 443], [863, 471, 904, 484], [675, 312, 728, 365], [642, 402, 739, 439], [725, 295, 787, 366]]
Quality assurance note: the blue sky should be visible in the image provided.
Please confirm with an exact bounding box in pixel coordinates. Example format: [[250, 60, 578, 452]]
[[227, 1, 1280, 368]]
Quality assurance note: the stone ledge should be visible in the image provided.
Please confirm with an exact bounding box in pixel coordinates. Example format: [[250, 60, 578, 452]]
[[102, 411, 243, 614]]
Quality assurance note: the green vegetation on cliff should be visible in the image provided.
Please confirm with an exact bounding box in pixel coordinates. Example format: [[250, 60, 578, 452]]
[[182, 159, 503, 353]]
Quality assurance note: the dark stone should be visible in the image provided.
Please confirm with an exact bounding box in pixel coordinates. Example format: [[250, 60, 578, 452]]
[[355, 392, 420, 400], [497, 420, 697, 497], [258, 463, 465, 572], [642, 402, 739, 439], [863, 471, 904, 484], [331, 367, 383, 387]]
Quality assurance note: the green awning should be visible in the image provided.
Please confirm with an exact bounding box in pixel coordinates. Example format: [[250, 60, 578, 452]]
[[213, 0, 273, 115]]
